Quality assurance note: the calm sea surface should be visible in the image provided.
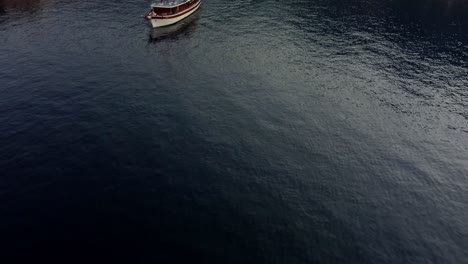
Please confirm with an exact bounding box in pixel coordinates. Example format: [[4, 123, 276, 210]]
[[0, 0, 467, 263]]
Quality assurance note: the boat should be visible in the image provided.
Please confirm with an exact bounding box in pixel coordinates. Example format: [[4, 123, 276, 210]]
[[145, 0, 202, 28]]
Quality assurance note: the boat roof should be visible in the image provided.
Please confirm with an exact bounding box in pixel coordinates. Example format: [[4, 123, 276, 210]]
[[151, 0, 190, 8]]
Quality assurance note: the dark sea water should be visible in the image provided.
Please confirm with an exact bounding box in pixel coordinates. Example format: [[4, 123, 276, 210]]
[[1, 0, 467, 263]]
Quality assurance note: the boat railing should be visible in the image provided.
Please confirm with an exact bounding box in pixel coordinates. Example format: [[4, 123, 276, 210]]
[[151, 0, 187, 7]]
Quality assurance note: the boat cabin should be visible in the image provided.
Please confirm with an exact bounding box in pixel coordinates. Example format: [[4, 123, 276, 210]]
[[151, 0, 196, 16]]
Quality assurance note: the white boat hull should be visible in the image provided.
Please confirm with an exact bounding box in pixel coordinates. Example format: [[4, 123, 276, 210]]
[[150, 1, 201, 28]]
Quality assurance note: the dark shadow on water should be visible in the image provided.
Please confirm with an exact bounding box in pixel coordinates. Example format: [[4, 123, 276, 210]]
[[390, 0, 468, 24], [148, 10, 201, 43], [0, 0, 43, 15], [0, 0, 44, 24]]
